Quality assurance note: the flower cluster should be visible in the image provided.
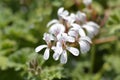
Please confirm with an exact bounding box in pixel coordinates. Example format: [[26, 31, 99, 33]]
[[35, 7, 99, 64]]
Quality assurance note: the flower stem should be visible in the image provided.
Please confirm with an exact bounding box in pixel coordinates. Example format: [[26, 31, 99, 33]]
[[90, 45, 96, 74]]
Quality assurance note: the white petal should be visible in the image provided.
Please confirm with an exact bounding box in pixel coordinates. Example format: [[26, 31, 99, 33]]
[[89, 28, 99, 38], [47, 19, 59, 27], [76, 11, 86, 23], [57, 33, 75, 43], [35, 45, 47, 52], [66, 36, 75, 42], [43, 33, 54, 42], [78, 28, 86, 36], [49, 23, 65, 35], [71, 23, 81, 29], [87, 21, 100, 29], [69, 13, 76, 23], [55, 45, 63, 55], [56, 33, 62, 40], [52, 42, 63, 60], [58, 7, 64, 15], [83, 22, 99, 38], [63, 10, 69, 16], [67, 47, 79, 56], [64, 16, 75, 25], [53, 52, 60, 60], [43, 48, 50, 60], [82, 24, 97, 38], [70, 13, 76, 20], [56, 41, 62, 47], [57, 33, 67, 42], [79, 41, 90, 53], [70, 24, 86, 37], [80, 36, 92, 43], [60, 50, 67, 64], [68, 30, 78, 38], [52, 42, 63, 54], [57, 7, 69, 19]]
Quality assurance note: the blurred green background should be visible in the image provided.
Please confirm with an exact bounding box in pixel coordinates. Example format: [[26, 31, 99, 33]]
[[0, 0, 120, 80]]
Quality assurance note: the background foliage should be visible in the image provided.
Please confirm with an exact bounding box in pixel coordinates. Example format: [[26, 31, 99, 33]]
[[0, 0, 120, 80]]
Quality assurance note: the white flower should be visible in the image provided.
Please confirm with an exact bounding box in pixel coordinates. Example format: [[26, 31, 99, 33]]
[[68, 25, 92, 53], [57, 33, 75, 43], [69, 13, 76, 21], [47, 19, 59, 27], [43, 33, 54, 44], [75, 11, 87, 23], [52, 44, 79, 64], [47, 8, 70, 28], [69, 23, 86, 37], [47, 7, 70, 29], [83, 0, 92, 6], [35, 33, 53, 60], [65, 11, 86, 24], [52, 42, 63, 61], [68, 30, 79, 39], [52, 33, 79, 64], [63, 13, 76, 25], [57, 7, 69, 20], [47, 13, 75, 29], [82, 21, 100, 38], [49, 23, 65, 36], [79, 36, 92, 53]]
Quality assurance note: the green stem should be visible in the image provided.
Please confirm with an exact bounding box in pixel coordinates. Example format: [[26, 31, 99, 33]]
[[90, 45, 96, 74]]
